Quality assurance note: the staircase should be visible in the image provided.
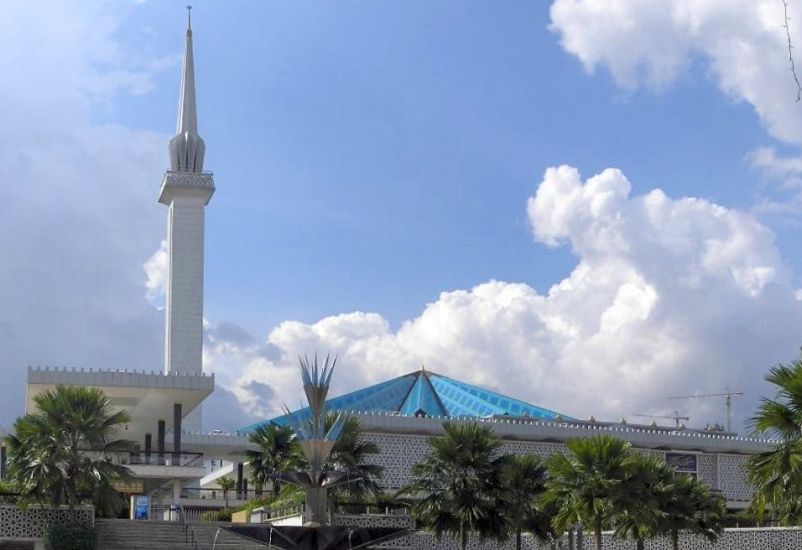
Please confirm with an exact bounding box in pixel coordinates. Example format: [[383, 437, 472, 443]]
[[95, 519, 267, 550]]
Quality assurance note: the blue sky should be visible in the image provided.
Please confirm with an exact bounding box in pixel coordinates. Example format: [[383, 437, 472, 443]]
[[121, 1, 778, 332], [2, 0, 802, 430]]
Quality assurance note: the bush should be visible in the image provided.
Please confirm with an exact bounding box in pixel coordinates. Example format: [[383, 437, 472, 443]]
[[199, 508, 232, 522], [44, 523, 96, 550], [268, 485, 304, 511]]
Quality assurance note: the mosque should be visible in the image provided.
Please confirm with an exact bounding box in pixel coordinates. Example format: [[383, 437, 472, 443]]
[[4, 15, 773, 520]]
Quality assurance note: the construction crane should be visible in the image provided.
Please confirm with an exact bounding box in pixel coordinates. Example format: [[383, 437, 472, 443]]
[[668, 388, 744, 433], [632, 411, 689, 428]]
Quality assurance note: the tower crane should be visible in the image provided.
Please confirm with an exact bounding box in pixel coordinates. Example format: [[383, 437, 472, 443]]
[[632, 411, 689, 428], [668, 388, 744, 433]]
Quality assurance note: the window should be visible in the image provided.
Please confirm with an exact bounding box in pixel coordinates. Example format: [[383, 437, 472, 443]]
[[666, 452, 698, 479]]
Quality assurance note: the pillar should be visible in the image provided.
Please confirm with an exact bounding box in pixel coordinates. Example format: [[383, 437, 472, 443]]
[[144, 433, 152, 465], [173, 479, 182, 504], [157, 420, 166, 463], [305, 487, 328, 525], [173, 403, 182, 464], [236, 463, 244, 499]]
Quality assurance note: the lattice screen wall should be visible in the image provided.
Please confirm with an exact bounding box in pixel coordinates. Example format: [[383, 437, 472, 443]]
[[717, 453, 751, 502], [0, 505, 93, 539], [361, 432, 752, 501], [370, 529, 802, 549]]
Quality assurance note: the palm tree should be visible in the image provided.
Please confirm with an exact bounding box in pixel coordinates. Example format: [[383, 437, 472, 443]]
[[613, 455, 667, 550], [544, 435, 633, 550], [324, 415, 384, 501], [5, 385, 135, 517], [747, 357, 802, 524], [657, 472, 725, 550], [401, 422, 507, 550], [246, 423, 299, 497], [217, 477, 237, 509], [499, 454, 554, 550]]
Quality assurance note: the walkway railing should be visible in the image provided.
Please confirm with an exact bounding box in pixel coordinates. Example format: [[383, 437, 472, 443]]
[[178, 487, 267, 501], [122, 451, 204, 468], [176, 503, 201, 550]]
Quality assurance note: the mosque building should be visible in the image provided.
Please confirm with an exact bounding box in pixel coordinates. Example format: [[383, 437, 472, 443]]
[[4, 14, 773, 520]]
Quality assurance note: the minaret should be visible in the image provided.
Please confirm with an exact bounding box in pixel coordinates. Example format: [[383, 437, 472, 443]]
[[159, 8, 214, 432]]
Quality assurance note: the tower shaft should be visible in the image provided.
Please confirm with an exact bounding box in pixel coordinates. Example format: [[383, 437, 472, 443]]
[[163, 189, 211, 375], [159, 15, 214, 432]]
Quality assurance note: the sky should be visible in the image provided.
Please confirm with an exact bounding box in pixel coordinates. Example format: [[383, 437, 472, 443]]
[[2, 0, 802, 433]]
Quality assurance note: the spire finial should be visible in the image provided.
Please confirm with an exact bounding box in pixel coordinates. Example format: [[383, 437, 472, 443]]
[[168, 7, 205, 172]]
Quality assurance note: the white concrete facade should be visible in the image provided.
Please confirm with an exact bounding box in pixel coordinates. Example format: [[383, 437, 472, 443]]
[[161, 184, 212, 379], [159, 22, 215, 433]]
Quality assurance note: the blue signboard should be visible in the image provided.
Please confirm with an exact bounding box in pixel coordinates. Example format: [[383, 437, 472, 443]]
[[134, 495, 149, 520]]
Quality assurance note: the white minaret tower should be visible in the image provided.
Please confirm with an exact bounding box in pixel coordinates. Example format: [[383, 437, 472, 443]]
[[159, 8, 214, 431]]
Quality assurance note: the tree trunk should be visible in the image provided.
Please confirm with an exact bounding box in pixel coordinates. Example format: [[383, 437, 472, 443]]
[[594, 514, 603, 550], [636, 537, 644, 550], [460, 522, 467, 550], [568, 527, 575, 550], [516, 528, 522, 550], [671, 530, 678, 550]]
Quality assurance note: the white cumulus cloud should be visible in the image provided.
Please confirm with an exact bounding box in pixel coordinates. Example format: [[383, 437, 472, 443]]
[[205, 166, 802, 432], [144, 240, 168, 303], [549, 0, 800, 143], [0, 1, 173, 421], [548, 0, 802, 209]]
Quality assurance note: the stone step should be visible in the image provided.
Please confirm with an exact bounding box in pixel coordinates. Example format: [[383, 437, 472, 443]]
[[94, 519, 267, 550]]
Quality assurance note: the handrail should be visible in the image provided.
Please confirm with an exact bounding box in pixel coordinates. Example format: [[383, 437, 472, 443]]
[[176, 503, 202, 550], [123, 451, 204, 468], [177, 487, 265, 501]]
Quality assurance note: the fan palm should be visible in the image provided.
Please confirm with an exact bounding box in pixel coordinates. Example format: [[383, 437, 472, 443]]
[[657, 472, 725, 550], [544, 435, 633, 550], [613, 455, 667, 550], [217, 477, 237, 508], [401, 422, 507, 550], [499, 454, 554, 550], [5, 385, 135, 517], [324, 415, 384, 501], [747, 358, 802, 524], [246, 423, 299, 497]]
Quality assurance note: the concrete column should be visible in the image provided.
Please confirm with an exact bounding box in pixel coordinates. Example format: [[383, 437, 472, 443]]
[[173, 403, 182, 464], [236, 463, 244, 498], [305, 487, 328, 525], [144, 433, 152, 465], [173, 479, 182, 504], [157, 420, 166, 463]]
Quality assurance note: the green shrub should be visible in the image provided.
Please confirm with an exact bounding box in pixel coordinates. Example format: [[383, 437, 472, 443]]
[[268, 485, 304, 511], [44, 523, 96, 550], [200, 508, 232, 522]]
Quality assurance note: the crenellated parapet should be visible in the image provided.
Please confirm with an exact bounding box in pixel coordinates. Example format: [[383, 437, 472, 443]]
[[27, 365, 214, 391]]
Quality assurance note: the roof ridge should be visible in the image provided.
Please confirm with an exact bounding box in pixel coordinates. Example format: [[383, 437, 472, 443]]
[[420, 370, 449, 416]]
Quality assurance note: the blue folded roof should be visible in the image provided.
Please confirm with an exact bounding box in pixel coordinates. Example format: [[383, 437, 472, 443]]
[[239, 369, 567, 432]]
